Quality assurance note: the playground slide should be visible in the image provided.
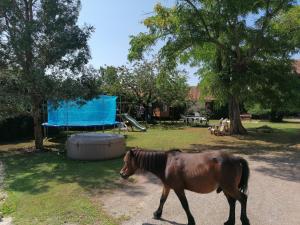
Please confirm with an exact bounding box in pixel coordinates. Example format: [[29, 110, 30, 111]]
[[122, 113, 146, 131]]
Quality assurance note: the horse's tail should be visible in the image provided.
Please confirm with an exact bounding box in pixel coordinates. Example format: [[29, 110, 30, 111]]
[[238, 157, 250, 193]]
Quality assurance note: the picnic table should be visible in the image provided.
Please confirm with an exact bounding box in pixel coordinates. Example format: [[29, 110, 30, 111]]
[[182, 115, 208, 125]]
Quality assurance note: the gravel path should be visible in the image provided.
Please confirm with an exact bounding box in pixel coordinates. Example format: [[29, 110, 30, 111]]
[[101, 155, 300, 225]]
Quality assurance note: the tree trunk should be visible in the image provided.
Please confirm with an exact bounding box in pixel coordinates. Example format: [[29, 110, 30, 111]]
[[32, 103, 44, 150], [228, 95, 247, 134], [144, 104, 153, 123]]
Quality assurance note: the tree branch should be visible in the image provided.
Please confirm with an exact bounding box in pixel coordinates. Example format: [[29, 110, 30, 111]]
[[183, 0, 226, 50], [261, 0, 271, 33], [11, 0, 25, 20], [3, 14, 26, 67], [248, 0, 286, 58]]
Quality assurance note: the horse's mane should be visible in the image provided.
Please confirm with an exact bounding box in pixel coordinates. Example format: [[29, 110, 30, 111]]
[[132, 149, 168, 173], [167, 148, 182, 153]]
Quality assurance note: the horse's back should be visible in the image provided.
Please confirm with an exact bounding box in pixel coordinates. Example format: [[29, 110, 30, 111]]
[[170, 150, 230, 164], [165, 151, 231, 193]]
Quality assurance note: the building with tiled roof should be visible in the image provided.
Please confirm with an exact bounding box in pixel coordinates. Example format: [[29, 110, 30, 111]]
[[188, 86, 201, 101], [188, 86, 215, 102]]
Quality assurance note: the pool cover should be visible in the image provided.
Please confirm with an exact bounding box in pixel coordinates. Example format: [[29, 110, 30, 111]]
[[43, 95, 118, 127]]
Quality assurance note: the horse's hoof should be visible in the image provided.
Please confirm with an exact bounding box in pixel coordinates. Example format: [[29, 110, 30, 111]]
[[188, 220, 195, 225], [241, 217, 250, 225], [153, 211, 162, 220], [224, 220, 235, 225]]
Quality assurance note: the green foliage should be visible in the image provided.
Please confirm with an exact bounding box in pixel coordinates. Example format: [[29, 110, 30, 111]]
[[100, 66, 124, 96], [121, 60, 158, 106], [198, 66, 227, 106], [0, 70, 31, 120], [128, 33, 158, 61], [156, 69, 189, 107], [100, 59, 189, 109], [245, 59, 300, 114], [128, 1, 300, 130], [0, 0, 98, 116], [272, 5, 300, 53], [0, 0, 101, 148], [245, 103, 271, 116]]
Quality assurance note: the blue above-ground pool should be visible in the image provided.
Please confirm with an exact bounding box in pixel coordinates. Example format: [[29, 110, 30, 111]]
[[43, 95, 118, 127]]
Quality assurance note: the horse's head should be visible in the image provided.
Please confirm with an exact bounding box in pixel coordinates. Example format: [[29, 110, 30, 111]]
[[120, 149, 138, 179]]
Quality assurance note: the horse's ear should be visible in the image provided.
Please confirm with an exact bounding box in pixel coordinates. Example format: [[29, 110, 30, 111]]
[[129, 149, 134, 156]]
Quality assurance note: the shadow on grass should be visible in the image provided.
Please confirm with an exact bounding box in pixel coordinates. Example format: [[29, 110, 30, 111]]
[[0, 125, 299, 197], [0, 151, 124, 195], [238, 127, 300, 146], [0, 138, 33, 146], [0, 130, 139, 196]]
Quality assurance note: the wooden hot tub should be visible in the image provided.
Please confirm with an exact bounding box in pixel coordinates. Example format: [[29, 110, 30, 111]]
[[66, 133, 125, 160]]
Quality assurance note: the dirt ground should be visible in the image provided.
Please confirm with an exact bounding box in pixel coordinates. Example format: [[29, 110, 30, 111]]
[[100, 153, 300, 225]]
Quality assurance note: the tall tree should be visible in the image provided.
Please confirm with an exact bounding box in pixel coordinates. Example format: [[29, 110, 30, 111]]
[[156, 68, 189, 109], [0, 0, 94, 149], [120, 60, 158, 120], [124, 60, 189, 121], [244, 59, 300, 122], [128, 0, 300, 134], [100, 60, 188, 121], [99, 65, 132, 100]]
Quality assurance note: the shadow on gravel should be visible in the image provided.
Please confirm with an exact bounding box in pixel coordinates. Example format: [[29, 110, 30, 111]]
[[114, 171, 163, 196], [187, 128, 300, 183], [143, 218, 185, 225], [250, 151, 300, 182]]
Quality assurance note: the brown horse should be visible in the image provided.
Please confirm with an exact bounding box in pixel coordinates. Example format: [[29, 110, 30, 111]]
[[120, 148, 250, 225]]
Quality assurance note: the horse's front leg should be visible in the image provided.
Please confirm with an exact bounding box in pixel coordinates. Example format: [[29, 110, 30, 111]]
[[153, 185, 170, 219], [174, 189, 195, 225]]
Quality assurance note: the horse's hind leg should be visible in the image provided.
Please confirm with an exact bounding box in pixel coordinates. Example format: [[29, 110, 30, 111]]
[[224, 193, 236, 225], [153, 185, 170, 219], [225, 190, 250, 225], [238, 192, 250, 225], [174, 189, 195, 225]]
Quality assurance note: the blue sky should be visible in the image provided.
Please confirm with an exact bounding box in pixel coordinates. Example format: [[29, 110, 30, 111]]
[[77, 0, 199, 85], [78, 0, 299, 85]]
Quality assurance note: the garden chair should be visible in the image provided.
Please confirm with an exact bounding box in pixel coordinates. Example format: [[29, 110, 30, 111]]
[[208, 118, 230, 136]]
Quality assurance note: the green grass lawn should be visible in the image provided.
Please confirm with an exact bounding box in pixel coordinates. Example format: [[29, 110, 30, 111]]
[[0, 153, 123, 225], [126, 120, 300, 152], [0, 119, 299, 224]]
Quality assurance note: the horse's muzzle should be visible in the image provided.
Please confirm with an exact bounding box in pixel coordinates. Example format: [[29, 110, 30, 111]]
[[120, 172, 129, 179]]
